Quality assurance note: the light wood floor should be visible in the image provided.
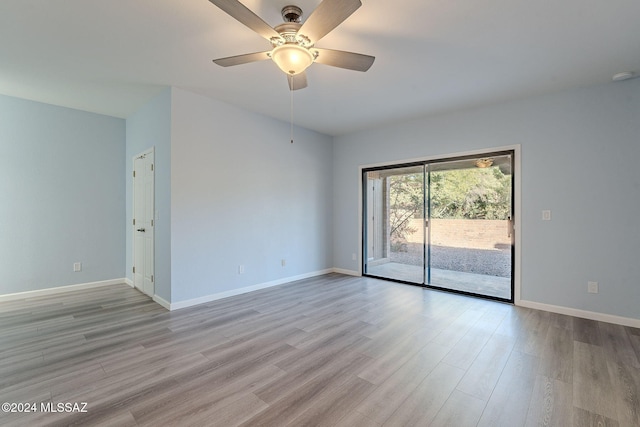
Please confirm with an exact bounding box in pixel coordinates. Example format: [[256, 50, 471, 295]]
[[1, 274, 639, 426]]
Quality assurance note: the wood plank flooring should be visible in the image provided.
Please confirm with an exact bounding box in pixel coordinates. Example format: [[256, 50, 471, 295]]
[[1, 273, 639, 426]]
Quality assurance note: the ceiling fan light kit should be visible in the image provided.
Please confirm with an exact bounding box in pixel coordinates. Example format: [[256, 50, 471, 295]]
[[270, 44, 315, 75], [208, 0, 375, 90]]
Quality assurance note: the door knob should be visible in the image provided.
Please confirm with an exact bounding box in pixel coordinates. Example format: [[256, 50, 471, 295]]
[[137, 228, 146, 232]]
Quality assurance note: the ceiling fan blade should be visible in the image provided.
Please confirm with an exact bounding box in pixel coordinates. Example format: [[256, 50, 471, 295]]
[[287, 72, 308, 91], [208, 0, 282, 41], [298, 0, 362, 44], [213, 51, 271, 67], [314, 48, 375, 71]]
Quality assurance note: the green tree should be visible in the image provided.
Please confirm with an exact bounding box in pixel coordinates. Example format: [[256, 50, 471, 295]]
[[430, 168, 511, 219], [387, 167, 511, 249], [388, 173, 423, 249]]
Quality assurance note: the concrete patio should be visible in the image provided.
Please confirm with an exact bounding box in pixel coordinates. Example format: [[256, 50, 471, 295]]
[[366, 262, 511, 300]]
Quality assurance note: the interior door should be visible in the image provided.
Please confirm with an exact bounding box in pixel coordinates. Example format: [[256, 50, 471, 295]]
[[133, 149, 155, 297]]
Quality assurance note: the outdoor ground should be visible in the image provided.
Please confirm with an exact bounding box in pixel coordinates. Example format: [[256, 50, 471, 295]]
[[390, 242, 511, 278]]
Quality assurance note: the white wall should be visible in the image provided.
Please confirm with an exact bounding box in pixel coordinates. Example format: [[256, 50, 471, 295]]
[[0, 94, 125, 294], [125, 88, 172, 302], [333, 79, 640, 321], [169, 88, 333, 304]]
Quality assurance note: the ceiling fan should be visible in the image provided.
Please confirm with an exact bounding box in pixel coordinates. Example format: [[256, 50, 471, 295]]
[[208, 0, 375, 90]]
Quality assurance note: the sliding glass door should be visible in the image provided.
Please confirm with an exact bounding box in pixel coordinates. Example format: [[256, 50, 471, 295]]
[[363, 152, 514, 302], [364, 165, 425, 284]]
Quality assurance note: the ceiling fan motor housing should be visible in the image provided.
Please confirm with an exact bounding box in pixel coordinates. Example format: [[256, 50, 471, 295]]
[[272, 22, 312, 48]]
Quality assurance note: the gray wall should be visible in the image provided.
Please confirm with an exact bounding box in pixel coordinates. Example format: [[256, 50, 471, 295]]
[[333, 79, 640, 320], [125, 88, 172, 302], [170, 88, 333, 303], [0, 94, 125, 294]]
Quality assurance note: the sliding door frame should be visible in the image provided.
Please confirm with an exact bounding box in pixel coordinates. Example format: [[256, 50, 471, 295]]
[[360, 146, 520, 304]]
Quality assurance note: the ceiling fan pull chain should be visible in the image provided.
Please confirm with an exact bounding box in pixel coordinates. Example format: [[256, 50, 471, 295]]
[[290, 74, 294, 144]]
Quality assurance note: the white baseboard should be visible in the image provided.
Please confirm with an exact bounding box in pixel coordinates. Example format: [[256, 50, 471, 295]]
[[332, 268, 360, 276], [5, 273, 636, 329], [169, 269, 334, 311], [123, 277, 169, 310], [0, 278, 129, 302], [153, 295, 171, 310], [516, 299, 640, 328]]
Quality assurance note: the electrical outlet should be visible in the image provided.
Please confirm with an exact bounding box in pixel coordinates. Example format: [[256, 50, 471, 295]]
[[238, 265, 245, 274], [588, 281, 598, 294], [542, 210, 551, 221], [73, 262, 81, 272], [281, 259, 286, 267]]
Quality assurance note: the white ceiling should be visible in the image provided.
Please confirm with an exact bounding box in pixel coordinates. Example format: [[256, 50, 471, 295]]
[[1, 0, 639, 136]]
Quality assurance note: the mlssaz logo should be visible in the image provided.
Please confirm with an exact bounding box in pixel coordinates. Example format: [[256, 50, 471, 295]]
[[40, 402, 88, 413]]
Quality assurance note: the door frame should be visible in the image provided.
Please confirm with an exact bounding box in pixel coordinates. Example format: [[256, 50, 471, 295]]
[[358, 145, 521, 303], [132, 147, 155, 297]]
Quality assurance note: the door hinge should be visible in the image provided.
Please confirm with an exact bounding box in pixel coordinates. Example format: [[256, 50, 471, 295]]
[[133, 266, 135, 274], [133, 218, 135, 225], [133, 170, 136, 178], [150, 164, 154, 171], [151, 219, 154, 227], [151, 275, 154, 283]]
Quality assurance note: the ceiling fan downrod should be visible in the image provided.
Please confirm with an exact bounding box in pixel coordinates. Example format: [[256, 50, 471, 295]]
[[281, 5, 302, 23]]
